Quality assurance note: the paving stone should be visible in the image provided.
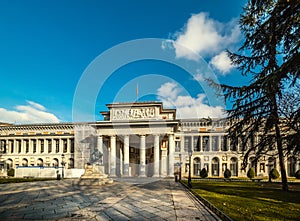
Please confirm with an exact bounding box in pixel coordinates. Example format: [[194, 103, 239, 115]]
[[0, 178, 221, 221]]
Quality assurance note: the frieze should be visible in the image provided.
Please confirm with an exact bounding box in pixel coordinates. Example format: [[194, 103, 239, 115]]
[[112, 107, 156, 120]]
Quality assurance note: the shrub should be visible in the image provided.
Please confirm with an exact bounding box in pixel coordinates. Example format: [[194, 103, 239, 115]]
[[269, 168, 280, 180], [224, 169, 232, 179], [247, 168, 255, 179], [7, 168, 15, 177], [200, 168, 208, 178], [295, 170, 300, 179]]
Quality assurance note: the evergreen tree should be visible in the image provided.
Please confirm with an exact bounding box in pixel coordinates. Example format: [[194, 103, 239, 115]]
[[210, 0, 300, 191]]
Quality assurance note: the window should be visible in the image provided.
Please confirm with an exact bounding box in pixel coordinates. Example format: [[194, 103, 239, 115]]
[[221, 136, 228, 151], [193, 136, 200, 152], [25, 140, 29, 153], [48, 139, 52, 153], [33, 140, 37, 153], [40, 140, 44, 153], [55, 139, 59, 153], [63, 139, 67, 153], [211, 157, 219, 176], [70, 139, 75, 153], [230, 157, 238, 176], [288, 157, 296, 177], [18, 140, 21, 153], [193, 157, 201, 176], [184, 136, 191, 152], [0, 140, 6, 153]]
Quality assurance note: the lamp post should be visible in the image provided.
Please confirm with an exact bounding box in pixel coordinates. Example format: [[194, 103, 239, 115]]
[[188, 147, 192, 188], [61, 154, 65, 179]]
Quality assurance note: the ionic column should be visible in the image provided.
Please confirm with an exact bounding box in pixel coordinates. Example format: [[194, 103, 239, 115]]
[[139, 135, 146, 177], [123, 135, 130, 176], [97, 136, 103, 164], [168, 134, 175, 177], [110, 136, 116, 176], [200, 136, 203, 152], [153, 134, 160, 177]]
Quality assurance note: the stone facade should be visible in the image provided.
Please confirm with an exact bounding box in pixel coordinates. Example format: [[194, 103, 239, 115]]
[[0, 101, 299, 178]]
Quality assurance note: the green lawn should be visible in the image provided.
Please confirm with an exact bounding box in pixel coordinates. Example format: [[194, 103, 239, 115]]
[[187, 180, 300, 221]]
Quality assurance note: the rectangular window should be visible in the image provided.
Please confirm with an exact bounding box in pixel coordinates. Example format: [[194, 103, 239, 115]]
[[63, 139, 67, 153], [193, 136, 200, 152], [10, 140, 14, 153], [55, 139, 59, 153], [33, 140, 36, 153], [70, 138, 75, 153], [18, 140, 21, 153], [221, 136, 228, 151], [184, 136, 191, 152], [48, 139, 52, 153], [40, 140, 44, 153], [25, 140, 29, 153]]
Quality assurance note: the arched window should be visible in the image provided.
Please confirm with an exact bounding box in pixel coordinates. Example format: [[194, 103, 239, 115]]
[[6, 159, 13, 170], [193, 157, 201, 176], [211, 157, 219, 176], [249, 156, 258, 175], [68, 158, 75, 169], [230, 157, 238, 176], [22, 158, 28, 167], [52, 158, 59, 167], [37, 158, 44, 167], [288, 157, 296, 177]]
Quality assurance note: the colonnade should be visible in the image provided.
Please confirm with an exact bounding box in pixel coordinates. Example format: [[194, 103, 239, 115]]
[[97, 134, 175, 177]]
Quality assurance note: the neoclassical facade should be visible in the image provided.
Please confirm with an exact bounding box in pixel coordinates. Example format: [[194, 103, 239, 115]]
[[0, 101, 299, 178]]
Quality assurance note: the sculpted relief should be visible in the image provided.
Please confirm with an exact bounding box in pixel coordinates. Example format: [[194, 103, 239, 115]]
[[112, 107, 156, 120]]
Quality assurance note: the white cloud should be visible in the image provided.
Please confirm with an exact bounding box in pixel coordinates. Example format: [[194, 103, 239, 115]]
[[157, 82, 225, 119], [209, 51, 234, 74], [0, 101, 60, 124], [170, 12, 240, 75]]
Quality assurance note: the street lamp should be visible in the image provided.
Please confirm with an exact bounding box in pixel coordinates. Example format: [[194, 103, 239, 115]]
[[61, 154, 66, 179], [188, 147, 193, 188]]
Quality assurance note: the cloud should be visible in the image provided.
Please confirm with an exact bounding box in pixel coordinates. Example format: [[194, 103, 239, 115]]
[[209, 51, 234, 74], [157, 82, 225, 119], [170, 12, 240, 74], [0, 101, 60, 124]]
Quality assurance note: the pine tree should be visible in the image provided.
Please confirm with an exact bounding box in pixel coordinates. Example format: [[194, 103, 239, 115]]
[[210, 0, 300, 191]]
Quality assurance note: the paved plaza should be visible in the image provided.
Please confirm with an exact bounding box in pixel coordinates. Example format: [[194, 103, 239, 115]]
[[0, 178, 221, 221]]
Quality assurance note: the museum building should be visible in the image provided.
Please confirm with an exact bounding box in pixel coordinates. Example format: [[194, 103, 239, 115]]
[[0, 101, 299, 178]]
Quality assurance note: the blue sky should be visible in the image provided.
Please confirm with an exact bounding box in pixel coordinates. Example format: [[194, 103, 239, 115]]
[[0, 0, 249, 124]]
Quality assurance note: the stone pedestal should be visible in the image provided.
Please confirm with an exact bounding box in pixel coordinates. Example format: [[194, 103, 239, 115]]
[[78, 164, 113, 186]]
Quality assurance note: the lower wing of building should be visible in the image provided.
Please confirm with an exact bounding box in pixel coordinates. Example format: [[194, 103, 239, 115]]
[[0, 102, 298, 178]]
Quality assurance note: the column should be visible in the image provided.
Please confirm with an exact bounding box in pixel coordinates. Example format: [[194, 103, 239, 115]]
[[97, 136, 103, 165], [153, 134, 160, 177], [200, 135, 203, 152], [110, 136, 116, 176], [59, 138, 63, 153], [67, 138, 71, 154], [139, 135, 146, 177], [123, 135, 130, 176], [168, 134, 175, 177]]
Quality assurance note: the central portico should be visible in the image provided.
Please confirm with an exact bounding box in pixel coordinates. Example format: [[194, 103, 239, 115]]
[[95, 102, 178, 177]]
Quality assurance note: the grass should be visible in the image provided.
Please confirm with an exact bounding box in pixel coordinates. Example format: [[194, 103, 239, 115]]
[[185, 180, 300, 221], [0, 177, 56, 184]]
